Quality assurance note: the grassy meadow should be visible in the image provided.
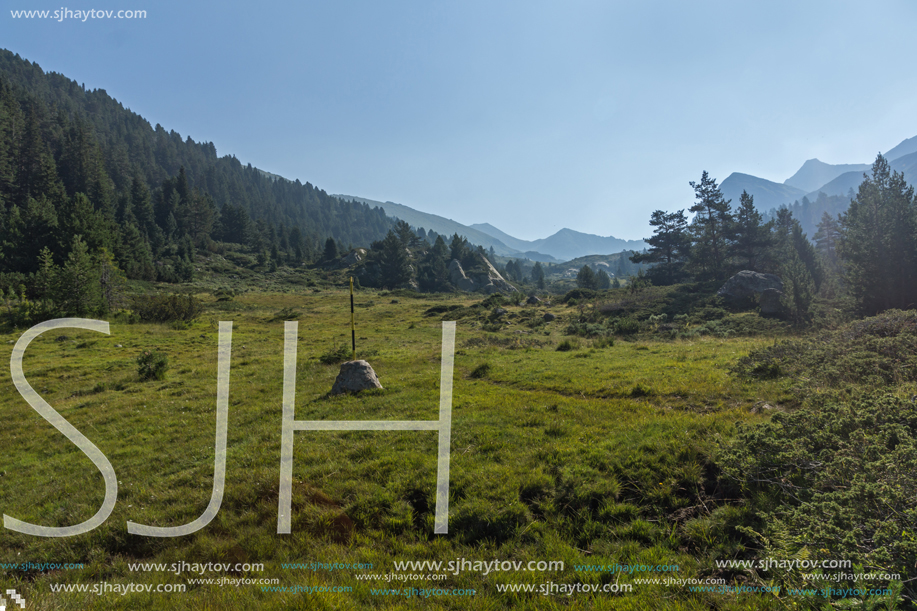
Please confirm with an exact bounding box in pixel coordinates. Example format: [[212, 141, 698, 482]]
[[0, 286, 853, 610]]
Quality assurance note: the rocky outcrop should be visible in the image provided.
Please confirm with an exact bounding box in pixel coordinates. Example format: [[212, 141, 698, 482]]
[[448, 259, 517, 294], [717, 271, 783, 300], [330, 360, 383, 395], [759, 288, 784, 315], [337, 249, 367, 269]]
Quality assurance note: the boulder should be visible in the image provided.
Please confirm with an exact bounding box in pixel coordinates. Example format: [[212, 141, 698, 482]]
[[337, 248, 367, 269], [526, 295, 541, 305], [717, 271, 783, 300], [492, 307, 507, 317], [449, 259, 517, 294], [759, 288, 784, 315], [543, 312, 556, 322], [330, 360, 383, 395]]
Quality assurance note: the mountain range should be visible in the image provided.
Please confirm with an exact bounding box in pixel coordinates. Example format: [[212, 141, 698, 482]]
[[720, 136, 917, 222], [336, 196, 647, 262]]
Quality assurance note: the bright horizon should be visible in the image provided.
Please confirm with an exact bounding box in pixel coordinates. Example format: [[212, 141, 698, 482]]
[[4, 0, 916, 241]]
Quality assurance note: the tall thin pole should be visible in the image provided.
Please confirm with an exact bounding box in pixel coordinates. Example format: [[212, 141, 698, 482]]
[[350, 277, 356, 361]]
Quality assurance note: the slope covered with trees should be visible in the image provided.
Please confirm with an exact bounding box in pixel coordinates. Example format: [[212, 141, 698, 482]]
[[0, 49, 394, 313]]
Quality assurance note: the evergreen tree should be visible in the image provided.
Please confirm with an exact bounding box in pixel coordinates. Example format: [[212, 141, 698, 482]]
[[289, 226, 304, 262], [576, 265, 596, 289], [595, 269, 611, 289], [531, 261, 546, 289], [418, 236, 452, 292], [394, 220, 416, 247], [323, 236, 338, 261], [731, 191, 770, 270], [630, 209, 690, 285], [838, 154, 917, 314], [688, 171, 733, 281], [378, 230, 412, 288], [56, 235, 102, 316], [813, 211, 843, 294]]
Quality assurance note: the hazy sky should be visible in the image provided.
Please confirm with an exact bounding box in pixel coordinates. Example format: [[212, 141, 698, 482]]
[[5, 0, 917, 240]]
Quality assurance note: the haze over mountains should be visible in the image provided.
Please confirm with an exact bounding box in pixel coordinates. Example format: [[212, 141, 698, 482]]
[[720, 135, 917, 221], [337, 195, 647, 262]]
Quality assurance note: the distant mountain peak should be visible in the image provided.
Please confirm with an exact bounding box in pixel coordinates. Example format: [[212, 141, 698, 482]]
[[885, 135, 917, 162], [784, 159, 870, 193]]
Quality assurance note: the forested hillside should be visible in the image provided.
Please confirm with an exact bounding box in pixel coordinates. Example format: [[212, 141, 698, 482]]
[[0, 49, 393, 289]]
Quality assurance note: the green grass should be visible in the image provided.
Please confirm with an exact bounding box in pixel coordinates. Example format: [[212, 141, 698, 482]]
[[0, 289, 813, 609]]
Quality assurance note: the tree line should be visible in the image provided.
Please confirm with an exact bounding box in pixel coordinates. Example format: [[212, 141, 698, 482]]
[[632, 156, 917, 318], [0, 50, 397, 316]]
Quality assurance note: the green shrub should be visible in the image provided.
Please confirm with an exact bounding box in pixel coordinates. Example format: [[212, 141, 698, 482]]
[[480, 293, 508, 308], [137, 350, 168, 381], [556, 338, 580, 352], [562, 288, 596, 303], [731, 309, 917, 386], [720, 391, 917, 595], [319, 344, 353, 365], [134, 293, 203, 322], [614, 317, 640, 335], [565, 321, 612, 337], [469, 362, 492, 378]]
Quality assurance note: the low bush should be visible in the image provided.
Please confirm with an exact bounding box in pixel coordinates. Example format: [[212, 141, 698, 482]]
[[133, 293, 203, 322], [319, 344, 353, 365], [137, 350, 168, 381], [613, 317, 640, 335], [469, 362, 492, 378], [562, 288, 596, 303], [719, 391, 917, 596], [731, 309, 917, 386]]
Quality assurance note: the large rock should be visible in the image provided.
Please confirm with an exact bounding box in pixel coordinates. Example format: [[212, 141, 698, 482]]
[[717, 271, 783, 300], [759, 288, 784, 315], [336, 248, 367, 269], [448, 258, 517, 294], [331, 360, 383, 395]]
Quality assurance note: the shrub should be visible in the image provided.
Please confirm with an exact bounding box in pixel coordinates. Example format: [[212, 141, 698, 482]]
[[565, 321, 612, 337], [319, 344, 353, 365], [731, 309, 917, 386], [562, 288, 596, 303], [614, 317, 640, 335], [469, 362, 492, 378], [134, 293, 203, 322], [556, 338, 580, 352], [720, 392, 917, 594], [480, 293, 508, 308], [137, 350, 168, 381]]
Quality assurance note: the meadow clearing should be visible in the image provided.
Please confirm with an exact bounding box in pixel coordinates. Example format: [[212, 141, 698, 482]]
[[0, 287, 868, 610]]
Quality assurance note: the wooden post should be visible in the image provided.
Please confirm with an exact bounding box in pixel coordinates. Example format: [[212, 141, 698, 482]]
[[350, 277, 356, 361]]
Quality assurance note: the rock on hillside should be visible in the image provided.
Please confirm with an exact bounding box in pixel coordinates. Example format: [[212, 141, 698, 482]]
[[449, 259, 517, 294], [717, 270, 783, 300]]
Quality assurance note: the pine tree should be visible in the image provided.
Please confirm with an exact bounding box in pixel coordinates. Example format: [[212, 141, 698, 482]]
[[531, 261, 546, 289], [688, 171, 733, 281], [56, 235, 102, 316], [595, 269, 611, 289], [814, 212, 842, 294], [378, 230, 412, 288], [731, 191, 770, 270], [630, 209, 690, 285], [323, 236, 339, 261], [838, 154, 917, 314], [576, 265, 596, 289]]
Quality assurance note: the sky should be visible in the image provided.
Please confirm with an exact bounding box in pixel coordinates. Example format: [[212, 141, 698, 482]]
[[4, 0, 917, 241]]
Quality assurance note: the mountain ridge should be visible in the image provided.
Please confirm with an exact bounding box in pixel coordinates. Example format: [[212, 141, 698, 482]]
[[337, 196, 646, 262]]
